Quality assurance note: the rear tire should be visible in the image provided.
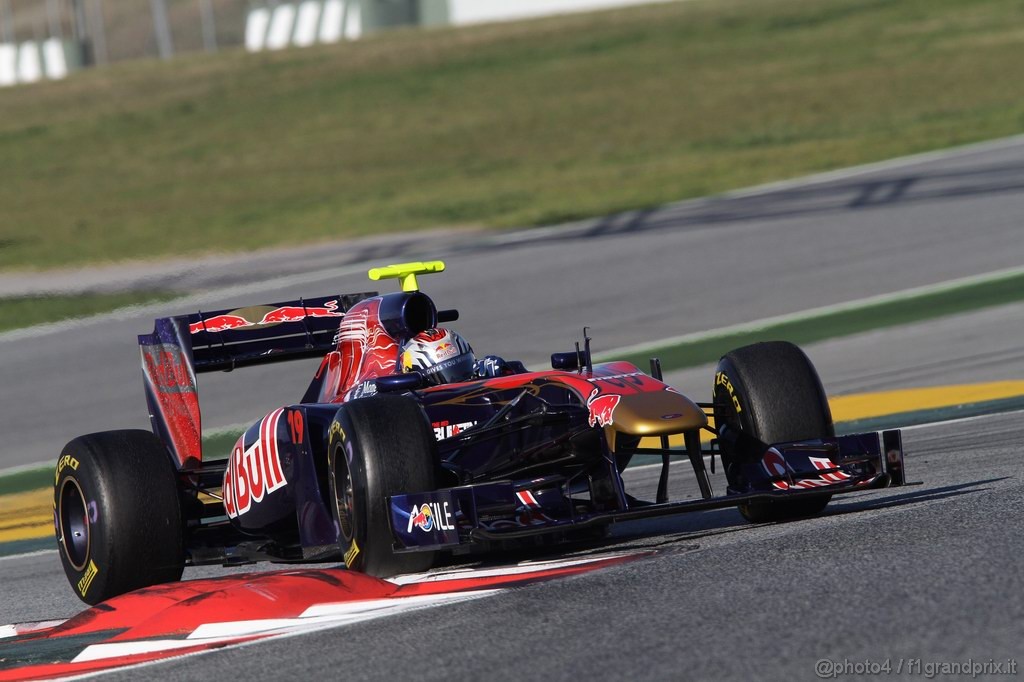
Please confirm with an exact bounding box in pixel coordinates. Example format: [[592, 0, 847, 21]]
[[54, 430, 185, 604], [713, 341, 834, 523], [328, 394, 438, 577]]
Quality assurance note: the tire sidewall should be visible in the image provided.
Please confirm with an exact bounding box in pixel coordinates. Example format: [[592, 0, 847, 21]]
[[55, 453, 114, 604], [327, 395, 438, 577], [328, 407, 372, 571], [53, 431, 184, 605]]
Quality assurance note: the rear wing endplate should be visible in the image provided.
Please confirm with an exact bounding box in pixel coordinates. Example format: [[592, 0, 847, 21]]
[[138, 292, 375, 469]]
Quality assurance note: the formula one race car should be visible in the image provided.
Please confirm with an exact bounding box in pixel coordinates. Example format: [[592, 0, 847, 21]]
[[53, 261, 907, 604]]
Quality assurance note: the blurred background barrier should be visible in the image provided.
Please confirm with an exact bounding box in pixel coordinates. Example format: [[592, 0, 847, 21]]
[[0, 0, 672, 76], [0, 38, 72, 86]]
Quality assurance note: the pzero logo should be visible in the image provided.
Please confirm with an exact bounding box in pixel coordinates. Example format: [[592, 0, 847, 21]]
[[587, 389, 621, 427], [715, 371, 742, 414], [408, 502, 456, 533], [223, 408, 288, 518], [55, 454, 79, 485]]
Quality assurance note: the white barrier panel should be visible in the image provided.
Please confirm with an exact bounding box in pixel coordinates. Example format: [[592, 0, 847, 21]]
[[245, 8, 271, 51], [344, 1, 362, 40], [0, 44, 16, 87], [42, 38, 68, 80], [17, 42, 42, 84], [246, 1, 363, 53], [319, 0, 344, 44], [294, 1, 322, 47], [266, 4, 298, 50], [448, 0, 673, 25]]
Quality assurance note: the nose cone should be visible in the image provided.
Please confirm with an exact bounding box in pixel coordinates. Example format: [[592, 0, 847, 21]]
[[608, 390, 707, 436]]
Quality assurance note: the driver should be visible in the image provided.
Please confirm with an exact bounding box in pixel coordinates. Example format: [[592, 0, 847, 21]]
[[400, 328, 524, 385]]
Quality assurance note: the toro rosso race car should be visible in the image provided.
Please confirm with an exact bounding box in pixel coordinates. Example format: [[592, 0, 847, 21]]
[[53, 261, 907, 604]]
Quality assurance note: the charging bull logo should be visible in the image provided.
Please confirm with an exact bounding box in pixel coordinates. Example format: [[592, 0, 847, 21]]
[[190, 300, 344, 334], [407, 501, 456, 533], [434, 341, 457, 360], [587, 389, 621, 427], [409, 503, 434, 532]]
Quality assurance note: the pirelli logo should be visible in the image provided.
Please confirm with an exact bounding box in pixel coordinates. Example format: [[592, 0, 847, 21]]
[[78, 560, 99, 598], [343, 540, 360, 567]]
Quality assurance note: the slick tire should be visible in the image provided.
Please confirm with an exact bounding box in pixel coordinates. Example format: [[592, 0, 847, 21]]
[[328, 394, 438, 577], [54, 430, 185, 605], [713, 341, 835, 523]]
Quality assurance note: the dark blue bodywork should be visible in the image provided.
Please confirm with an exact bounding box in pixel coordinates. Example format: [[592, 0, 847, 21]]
[[138, 289, 906, 568]]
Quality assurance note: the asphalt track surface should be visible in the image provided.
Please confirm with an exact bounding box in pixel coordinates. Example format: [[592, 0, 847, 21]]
[[3, 410, 1022, 680], [3, 136, 1024, 469], [2, 137, 1024, 677]]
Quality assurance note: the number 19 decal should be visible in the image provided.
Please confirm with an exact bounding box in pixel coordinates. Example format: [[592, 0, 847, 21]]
[[287, 409, 305, 444]]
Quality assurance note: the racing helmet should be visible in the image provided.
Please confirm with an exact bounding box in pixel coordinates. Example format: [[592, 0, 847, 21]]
[[400, 328, 476, 385]]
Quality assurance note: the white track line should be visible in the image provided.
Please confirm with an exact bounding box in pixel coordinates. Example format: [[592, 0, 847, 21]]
[[0, 549, 57, 563], [594, 264, 1024, 360]]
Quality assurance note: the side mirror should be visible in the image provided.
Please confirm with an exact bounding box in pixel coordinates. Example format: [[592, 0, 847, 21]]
[[375, 373, 425, 393], [551, 352, 579, 370]]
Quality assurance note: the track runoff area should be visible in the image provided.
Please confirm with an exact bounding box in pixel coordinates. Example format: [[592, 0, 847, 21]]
[[2, 272, 1023, 678]]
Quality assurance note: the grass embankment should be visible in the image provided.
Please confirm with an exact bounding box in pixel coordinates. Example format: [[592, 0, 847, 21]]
[[610, 269, 1024, 370], [0, 292, 175, 333], [2, 0, 1024, 269]]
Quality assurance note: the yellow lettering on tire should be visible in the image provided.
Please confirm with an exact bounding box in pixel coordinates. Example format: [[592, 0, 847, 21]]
[[77, 560, 99, 597], [716, 371, 743, 414], [343, 540, 360, 567]]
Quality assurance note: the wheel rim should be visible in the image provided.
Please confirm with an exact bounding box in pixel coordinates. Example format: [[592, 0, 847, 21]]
[[58, 478, 90, 571], [334, 447, 356, 542]]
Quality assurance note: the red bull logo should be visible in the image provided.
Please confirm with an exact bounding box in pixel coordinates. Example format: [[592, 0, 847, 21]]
[[189, 314, 253, 334], [409, 504, 433, 531], [258, 299, 342, 325], [434, 341, 456, 359], [222, 408, 288, 518], [190, 300, 344, 334], [407, 501, 456, 533], [587, 390, 621, 428]]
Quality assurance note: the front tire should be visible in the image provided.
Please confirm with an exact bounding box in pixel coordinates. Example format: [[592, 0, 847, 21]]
[[328, 394, 438, 577], [713, 341, 834, 523], [54, 430, 185, 604]]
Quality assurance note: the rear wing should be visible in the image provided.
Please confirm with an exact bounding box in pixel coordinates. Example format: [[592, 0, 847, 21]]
[[138, 292, 376, 469]]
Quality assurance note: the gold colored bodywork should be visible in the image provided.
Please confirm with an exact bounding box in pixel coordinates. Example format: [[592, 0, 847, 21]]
[[604, 390, 707, 451]]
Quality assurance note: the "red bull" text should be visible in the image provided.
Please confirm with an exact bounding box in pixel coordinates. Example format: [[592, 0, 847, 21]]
[[223, 408, 288, 518]]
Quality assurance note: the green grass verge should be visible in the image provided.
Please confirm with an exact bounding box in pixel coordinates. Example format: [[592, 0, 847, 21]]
[[0, 292, 176, 333], [0, 467, 53, 496], [202, 430, 244, 461], [612, 270, 1024, 371], [2, 0, 1024, 268], [0, 537, 55, 558], [0, 430, 243, 497]]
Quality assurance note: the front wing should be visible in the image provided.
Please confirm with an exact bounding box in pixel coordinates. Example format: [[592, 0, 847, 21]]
[[388, 430, 906, 550]]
